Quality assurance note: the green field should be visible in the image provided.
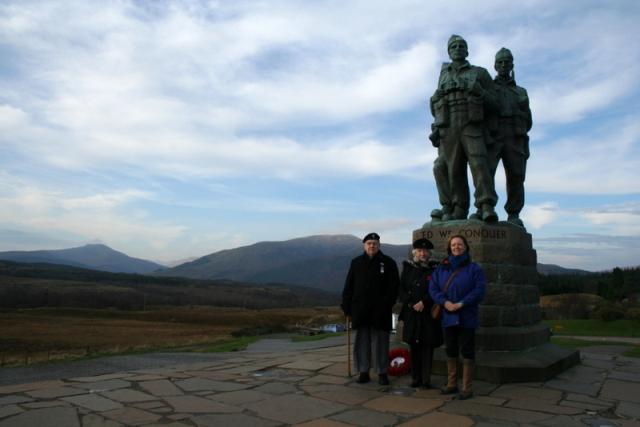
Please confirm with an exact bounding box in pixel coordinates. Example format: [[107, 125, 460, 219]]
[[544, 319, 640, 337]]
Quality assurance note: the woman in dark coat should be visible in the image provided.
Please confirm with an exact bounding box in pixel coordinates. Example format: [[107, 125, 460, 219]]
[[399, 238, 443, 388]]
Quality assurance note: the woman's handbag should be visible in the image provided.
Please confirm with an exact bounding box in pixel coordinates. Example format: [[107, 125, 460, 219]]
[[430, 268, 463, 319]]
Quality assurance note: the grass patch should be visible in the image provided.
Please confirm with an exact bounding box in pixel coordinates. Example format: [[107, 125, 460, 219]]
[[544, 319, 640, 337], [550, 336, 630, 349], [291, 332, 345, 342], [623, 347, 640, 358]]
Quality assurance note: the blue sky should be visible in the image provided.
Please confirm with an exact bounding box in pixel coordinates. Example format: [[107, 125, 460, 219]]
[[1, 1, 639, 270]]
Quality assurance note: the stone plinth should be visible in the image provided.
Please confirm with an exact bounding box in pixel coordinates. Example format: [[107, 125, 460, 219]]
[[412, 220, 579, 382]]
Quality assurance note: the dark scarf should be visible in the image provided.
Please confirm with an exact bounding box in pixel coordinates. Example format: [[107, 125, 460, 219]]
[[448, 253, 469, 270]]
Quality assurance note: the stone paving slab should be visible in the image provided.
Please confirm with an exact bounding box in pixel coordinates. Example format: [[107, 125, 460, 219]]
[[328, 408, 399, 427], [397, 411, 474, 427], [163, 395, 241, 413], [245, 394, 347, 424], [1, 343, 639, 426], [363, 395, 443, 415], [101, 407, 161, 425], [0, 406, 80, 427], [138, 379, 184, 396]]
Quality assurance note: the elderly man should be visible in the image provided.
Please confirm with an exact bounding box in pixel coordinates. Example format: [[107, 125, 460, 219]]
[[429, 35, 499, 222], [488, 47, 532, 227], [341, 233, 399, 385]]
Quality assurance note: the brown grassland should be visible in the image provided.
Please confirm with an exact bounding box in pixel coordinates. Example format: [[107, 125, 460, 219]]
[[0, 306, 343, 366]]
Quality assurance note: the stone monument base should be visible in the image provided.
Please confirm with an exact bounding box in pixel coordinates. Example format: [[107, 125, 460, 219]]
[[432, 345, 580, 383]]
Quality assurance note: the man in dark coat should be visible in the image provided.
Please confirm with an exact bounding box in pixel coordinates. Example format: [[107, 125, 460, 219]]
[[341, 232, 400, 385], [399, 238, 443, 388]]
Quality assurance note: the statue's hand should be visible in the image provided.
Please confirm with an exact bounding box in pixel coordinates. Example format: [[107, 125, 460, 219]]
[[470, 81, 484, 97], [432, 88, 445, 101]]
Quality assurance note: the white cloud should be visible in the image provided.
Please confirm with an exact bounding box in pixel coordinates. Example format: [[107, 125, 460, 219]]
[[521, 202, 559, 229]]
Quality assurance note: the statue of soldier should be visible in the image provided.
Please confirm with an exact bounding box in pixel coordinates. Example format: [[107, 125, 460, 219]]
[[487, 48, 532, 227], [429, 35, 499, 222]]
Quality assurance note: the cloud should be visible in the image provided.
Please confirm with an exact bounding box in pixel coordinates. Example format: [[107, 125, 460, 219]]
[[521, 202, 559, 229]]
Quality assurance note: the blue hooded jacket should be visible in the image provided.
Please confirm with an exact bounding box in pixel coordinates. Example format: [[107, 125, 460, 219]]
[[428, 256, 486, 329]]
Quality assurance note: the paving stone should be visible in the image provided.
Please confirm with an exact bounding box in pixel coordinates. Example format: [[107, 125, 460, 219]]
[[412, 388, 456, 400], [207, 389, 271, 405], [131, 401, 165, 409], [100, 389, 156, 403], [329, 408, 399, 427], [73, 379, 131, 392], [81, 413, 123, 427], [245, 394, 347, 424], [0, 395, 33, 405], [468, 395, 507, 405], [174, 377, 250, 392], [181, 370, 237, 381], [581, 358, 616, 370], [319, 363, 349, 377], [252, 381, 298, 395], [0, 404, 23, 419], [303, 384, 381, 405], [491, 384, 562, 401], [441, 400, 552, 423], [545, 379, 601, 397], [473, 422, 518, 427], [609, 370, 640, 382], [124, 374, 166, 381], [22, 401, 70, 409], [101, 407, 161, 426], [396, 411, 474, 427], [560, 400, 612, 411], [616, 401, 640, 419], [144, 423, 192, 427], [363, 395, 442, 415], [0, 381, 64, 395], [295, 419, 354, 427], [565, 393, 616, 407], [70, 373, 132, 383], [168, 413, 190, 420], [151, 407, 172, 413], [191, 413, 280, 427], [0, 406, 80, 427], [556, 365, 607, 383], [279, 360, 334, 371], [163, 395, 241, 413], [582, 417, 623, 427], [302, 375, 350, 385], [27, 386, 87, 399], [532, 415, 587, 427], [506, 399, 584, 415], [62, 394, 123, 412], [601, 379, 640, 403]]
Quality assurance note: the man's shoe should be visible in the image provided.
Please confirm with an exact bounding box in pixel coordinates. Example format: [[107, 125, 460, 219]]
[[410, 379, 422, 388], [356, 372, 370, 384], [441, 385, 459, 395], [378, 374, 389, 385], [421, 382, 432, 389]]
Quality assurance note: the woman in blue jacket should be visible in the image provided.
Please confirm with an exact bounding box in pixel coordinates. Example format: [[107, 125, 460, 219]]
[[429, 234, 485, 400]]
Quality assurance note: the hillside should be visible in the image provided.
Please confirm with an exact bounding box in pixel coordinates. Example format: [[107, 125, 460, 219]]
[[157, 234, 411, 293], [0, 260, 339, 309], [0, 244, 164, 274]]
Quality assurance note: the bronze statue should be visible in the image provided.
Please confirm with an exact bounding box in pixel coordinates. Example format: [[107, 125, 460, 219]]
[[429, 35, 499, 223], [487, 48, 532, 227]]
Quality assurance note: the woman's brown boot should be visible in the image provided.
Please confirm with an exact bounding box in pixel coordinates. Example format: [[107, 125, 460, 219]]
[[459, 359, 474, 400], [441, 358, 458, 394]]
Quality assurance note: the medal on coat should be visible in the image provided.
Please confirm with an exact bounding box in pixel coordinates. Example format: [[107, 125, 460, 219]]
[[380, 262, 385, 273]]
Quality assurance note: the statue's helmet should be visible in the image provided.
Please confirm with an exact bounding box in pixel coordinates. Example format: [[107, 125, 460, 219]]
[[495, 47, 513, 61], [447, 34, 467, 50]]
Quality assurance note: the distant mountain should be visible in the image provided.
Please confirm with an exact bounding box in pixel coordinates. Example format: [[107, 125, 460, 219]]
[[537, 263, 591, 276], [0, 244, 164, 274], [157, 234, 411, 293]]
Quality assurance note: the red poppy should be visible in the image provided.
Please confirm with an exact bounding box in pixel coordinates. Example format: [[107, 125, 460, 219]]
[[387, 347, 411, 376]]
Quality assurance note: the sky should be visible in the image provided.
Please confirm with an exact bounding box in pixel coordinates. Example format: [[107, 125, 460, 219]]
[[1, 0, 639, 271]]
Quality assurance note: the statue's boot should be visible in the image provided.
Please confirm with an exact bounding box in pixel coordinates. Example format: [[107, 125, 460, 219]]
[[507, 214, 524, 227], [451, 206, 468, 220], [468, 210, 482, 221], [481, 205, 498, 222]]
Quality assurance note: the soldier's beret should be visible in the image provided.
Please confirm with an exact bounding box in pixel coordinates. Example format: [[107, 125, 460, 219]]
[[362, 232, 380, 243], [412, 238, 434, 250]]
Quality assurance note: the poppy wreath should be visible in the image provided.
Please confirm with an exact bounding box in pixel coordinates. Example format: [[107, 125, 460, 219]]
[[387, 347, 411, 376]]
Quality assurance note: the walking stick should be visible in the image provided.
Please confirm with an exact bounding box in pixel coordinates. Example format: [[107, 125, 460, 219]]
[[346, 315, 352, 377]]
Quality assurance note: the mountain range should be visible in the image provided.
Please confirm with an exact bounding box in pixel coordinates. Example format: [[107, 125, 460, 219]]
[[0, 244, 164, 274], [0, 235, 591, 293]]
